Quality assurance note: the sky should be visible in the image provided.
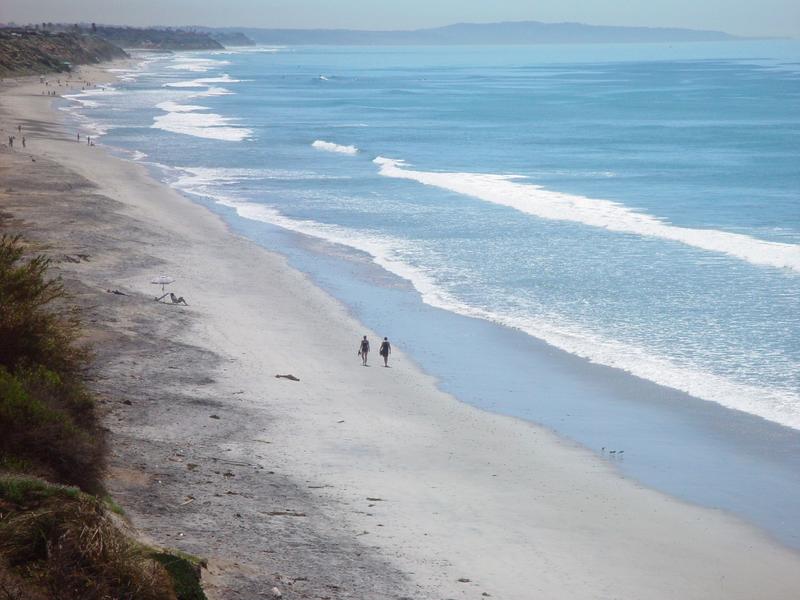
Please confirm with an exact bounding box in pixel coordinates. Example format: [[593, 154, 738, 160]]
[[1, 0, 798, 38]]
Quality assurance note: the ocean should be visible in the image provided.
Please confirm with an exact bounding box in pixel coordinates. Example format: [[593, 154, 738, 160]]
[[62, 41, 800, 547]]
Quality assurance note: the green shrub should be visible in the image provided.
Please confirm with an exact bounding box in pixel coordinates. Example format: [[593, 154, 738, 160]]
[[0, 234, 87, 376], [0, 234, 202, 598], [0, 366, 105, 493]]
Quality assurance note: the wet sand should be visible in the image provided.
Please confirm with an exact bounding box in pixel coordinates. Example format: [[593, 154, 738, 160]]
[[1, 64, 799, 599]]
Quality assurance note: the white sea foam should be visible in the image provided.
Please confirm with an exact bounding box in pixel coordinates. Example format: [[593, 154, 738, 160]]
[[65, 97, 101, 109], [211, 46, 285, 55], [175, 167, 270, 187], [312, 140, 358, 155], [62, 86, 119, 110], [373, 157, 800, 273], [175, 166, 349, 187], [110, 56, 159, 82], [67, 87, 119, 98], [164, 74, 242, 88], [155, 101, 209, 113], [58, 104, 109, 137], [153, 112, 250, 141], [167, 57, 230, 72], [170, 168, 800, 429], [152, 102, 251, 142], [191, 86, 233, 98]]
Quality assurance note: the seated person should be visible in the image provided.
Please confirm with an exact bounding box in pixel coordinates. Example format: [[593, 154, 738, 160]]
[[169, 292, 188, 305]]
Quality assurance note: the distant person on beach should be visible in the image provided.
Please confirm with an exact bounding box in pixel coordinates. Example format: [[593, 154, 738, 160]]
[[77, 132, 80, 142], [358, 335, 370, 366], [169, 292, 188, 306], [379, 337, 392, 367], [21, 137, 25, 149]]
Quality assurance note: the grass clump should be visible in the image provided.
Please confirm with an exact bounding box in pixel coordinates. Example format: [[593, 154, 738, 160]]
[[0, 474, 78, 504], [150, 552, 208, 600], [103, 494, 126, 516], [0, 476, 177, 600]]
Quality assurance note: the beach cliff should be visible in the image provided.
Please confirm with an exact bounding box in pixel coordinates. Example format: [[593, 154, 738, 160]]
[[0, 29, 128, 77]]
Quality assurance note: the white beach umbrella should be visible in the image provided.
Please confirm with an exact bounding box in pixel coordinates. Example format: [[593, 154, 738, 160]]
[[151, 274, 175, 293]]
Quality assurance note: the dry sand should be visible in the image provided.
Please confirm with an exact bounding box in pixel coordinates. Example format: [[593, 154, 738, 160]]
[[1, 64, 799, 599]]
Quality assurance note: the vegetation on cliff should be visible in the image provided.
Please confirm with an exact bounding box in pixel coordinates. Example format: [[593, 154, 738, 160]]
[[0, 235, 206, 599], [0, 29, 128, 77], [92, 26, 224, 50]]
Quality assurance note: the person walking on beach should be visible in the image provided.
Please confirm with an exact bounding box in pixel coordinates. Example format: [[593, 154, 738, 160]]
[[358, 335, 370, 366], [379, 337, 392, 367], [21, 136, 25, 149]]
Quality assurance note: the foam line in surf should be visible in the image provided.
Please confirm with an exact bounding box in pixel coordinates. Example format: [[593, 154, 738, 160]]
[[373, 157, 800, 272], [191, 86, 233, 97], [155, 101, 209, 113], [167, 57, 231, 72], [169, 167, 800, 430], [164, 74, 242, 88], [152, 102, 251, 142]]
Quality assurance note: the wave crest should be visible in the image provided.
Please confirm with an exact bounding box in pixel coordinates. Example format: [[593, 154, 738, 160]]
[[152, 102, 251, 142], [164, 74, 242, 88], [312, 140, 358, 155], [373, 157, 800, 273]]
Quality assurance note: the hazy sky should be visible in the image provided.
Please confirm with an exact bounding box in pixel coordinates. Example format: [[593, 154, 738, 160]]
[[1, 0, 798, 37]]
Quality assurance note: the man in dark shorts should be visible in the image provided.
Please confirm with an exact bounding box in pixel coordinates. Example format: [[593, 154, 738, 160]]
[[379, 337, 391, 367], [358, 335, 370, 366]]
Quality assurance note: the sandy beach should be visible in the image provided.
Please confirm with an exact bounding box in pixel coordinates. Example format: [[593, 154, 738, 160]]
[[2, 64, 800, 599]]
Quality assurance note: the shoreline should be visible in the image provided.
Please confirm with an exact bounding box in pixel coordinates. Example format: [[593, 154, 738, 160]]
[[272, 223, 800, 546], [2, 63, 800, 598]]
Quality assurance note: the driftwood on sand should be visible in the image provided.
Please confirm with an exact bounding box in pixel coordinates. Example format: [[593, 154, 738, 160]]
[[275, 374, 300, 382]]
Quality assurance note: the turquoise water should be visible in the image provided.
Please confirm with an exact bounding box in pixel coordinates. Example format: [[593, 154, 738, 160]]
[[63, 41, 800, 546]]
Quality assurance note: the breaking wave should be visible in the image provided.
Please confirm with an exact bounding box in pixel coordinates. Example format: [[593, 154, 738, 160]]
[[312, 140, 359, 155], [373, 157, 800, 273]]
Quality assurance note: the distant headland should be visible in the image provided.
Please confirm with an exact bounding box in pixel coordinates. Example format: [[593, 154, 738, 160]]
[[210, 20, 744, 45]]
